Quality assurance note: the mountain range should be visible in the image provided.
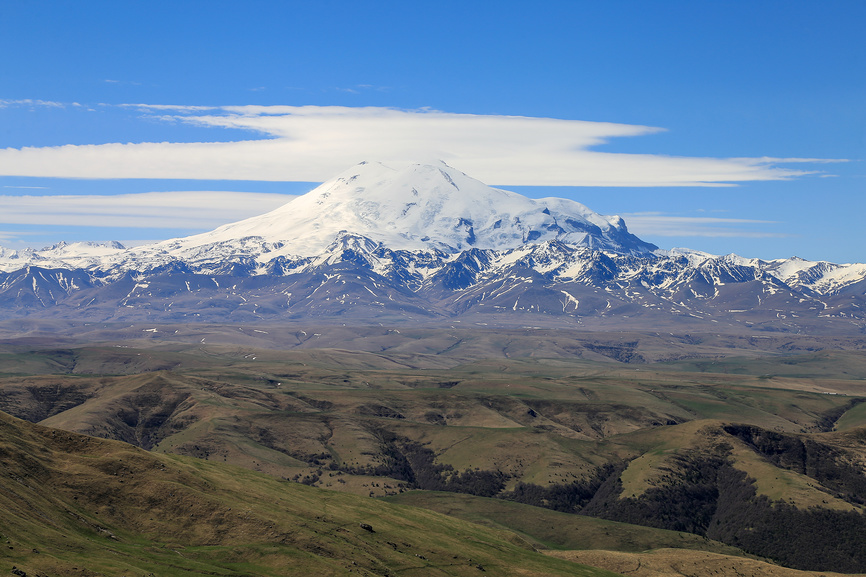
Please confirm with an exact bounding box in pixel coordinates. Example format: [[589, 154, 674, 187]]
[[4, 161, 866, 577], [1, 160, 865, 332]]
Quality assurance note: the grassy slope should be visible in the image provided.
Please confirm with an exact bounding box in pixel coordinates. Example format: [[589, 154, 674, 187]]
[[546, 549, 864, 577], [385, 493, 866, 577], [0, 411, 618, 577], [383, 491, 747, 555]]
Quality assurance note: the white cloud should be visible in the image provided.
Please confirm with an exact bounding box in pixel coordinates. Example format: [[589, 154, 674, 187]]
[[0, 191, 297, 229], [117, 103, 216, 112], [0, 99, 78, 109], [622, 213, 789, 238], [0, 105, 843, 186]]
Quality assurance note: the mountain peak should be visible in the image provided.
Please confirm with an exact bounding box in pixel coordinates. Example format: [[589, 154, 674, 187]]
[[1, 160, 865, 326], [163, 160, 657, 258]]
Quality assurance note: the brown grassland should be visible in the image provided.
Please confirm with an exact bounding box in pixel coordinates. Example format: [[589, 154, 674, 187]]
[[1, 324, 866, 575]]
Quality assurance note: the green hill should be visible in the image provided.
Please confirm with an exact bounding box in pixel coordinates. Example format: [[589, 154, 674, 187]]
[[0, 411, 617, 577]]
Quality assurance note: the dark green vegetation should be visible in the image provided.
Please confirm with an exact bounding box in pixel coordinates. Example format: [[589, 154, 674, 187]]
[[2, 324, 866, 575], [384, 491, 752, 556]]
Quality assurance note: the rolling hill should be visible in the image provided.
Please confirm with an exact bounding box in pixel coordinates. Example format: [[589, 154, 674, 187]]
[[0, 410, 617, 577]]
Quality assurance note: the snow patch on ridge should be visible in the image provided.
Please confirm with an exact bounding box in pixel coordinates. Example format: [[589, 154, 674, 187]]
[[0, 162, 864, 299]]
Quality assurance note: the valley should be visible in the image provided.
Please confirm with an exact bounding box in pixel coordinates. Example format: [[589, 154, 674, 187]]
[[0, 410, 613, 577], [2, 325, 866, 575]]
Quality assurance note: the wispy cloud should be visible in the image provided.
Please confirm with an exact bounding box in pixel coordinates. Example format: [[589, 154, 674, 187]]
[[0, 191, 296, 229], [0, 99, 80, 109], [622, 212, 789, 238], [104, 79, 142, 86], [117, 103, 216, 113], [0, 230, 21, 243], [336, 84, 390, 94], [0, 105, 845, 186]]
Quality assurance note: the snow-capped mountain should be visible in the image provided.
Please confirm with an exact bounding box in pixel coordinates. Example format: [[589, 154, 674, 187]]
[[1, 161, 864, 333], [0, 160, 653, 275], [0, 241, 127, 273], [153, 160, 656, 256]]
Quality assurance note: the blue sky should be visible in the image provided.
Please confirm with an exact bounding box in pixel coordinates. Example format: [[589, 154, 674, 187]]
[[0, 0, 863, 262]]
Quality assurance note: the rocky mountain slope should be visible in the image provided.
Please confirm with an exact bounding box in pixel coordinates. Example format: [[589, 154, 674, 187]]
[[1, 161, 864, 331]]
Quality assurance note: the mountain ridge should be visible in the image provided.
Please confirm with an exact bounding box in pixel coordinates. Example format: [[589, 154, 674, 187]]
[[0, 161, 864, 330]]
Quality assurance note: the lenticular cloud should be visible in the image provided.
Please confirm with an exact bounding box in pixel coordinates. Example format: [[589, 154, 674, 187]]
[[0, 105, 838, 186]]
